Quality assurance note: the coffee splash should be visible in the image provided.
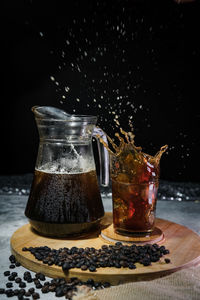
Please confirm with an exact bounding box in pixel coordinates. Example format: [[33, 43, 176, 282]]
[[97, 127, 168, 184]]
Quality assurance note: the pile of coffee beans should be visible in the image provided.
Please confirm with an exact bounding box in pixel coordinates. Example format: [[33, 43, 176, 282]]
[[23, 242, 170, 272], [0, 255, 110, 299], [0, 243, 170, 298]]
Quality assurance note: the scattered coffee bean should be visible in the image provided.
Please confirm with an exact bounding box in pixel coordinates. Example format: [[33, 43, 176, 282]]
[[48, 284, 56, 292], [15, 261, 21, 267], [102, 282, 111, 288], [89, 265, 96, 272], [19, 288, 26, 295], [8, 275, 15, 281], [0, 288, 5, 294], [19, 281, 26, 288], [13, 289, 19, 295], [11, 272, 17, 277], [33, 279, 40, 285], [9, 264, 16, 269], [55, 286, 65, 297], [6, 282, 13, 288], [9, 255, 16, 264], [5, 288, 14, 297], [35, 283, 43, 289], [165, 258, 171, 264], [32, 292, 40, 299], [81, 265, 88, 271], [41, 285, 49, 293], [128, 263, 136, 269], [28, 287, 35, 294], [15, 277, 22, 283], [35, 272, 45, 281], [4, 271, 10, 276], [22, 247, 28, 251], [62, 262, 70, 271], [24, 271, 31, 277]]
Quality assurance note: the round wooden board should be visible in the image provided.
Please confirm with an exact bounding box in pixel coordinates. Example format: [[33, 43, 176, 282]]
[[10, 213, 200, 285]]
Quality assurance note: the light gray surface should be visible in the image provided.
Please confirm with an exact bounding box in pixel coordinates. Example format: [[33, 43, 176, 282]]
[[0, 194, 200, 299]]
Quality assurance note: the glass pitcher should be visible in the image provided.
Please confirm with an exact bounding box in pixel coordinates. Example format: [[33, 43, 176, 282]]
[[25, 106, 109, 237]]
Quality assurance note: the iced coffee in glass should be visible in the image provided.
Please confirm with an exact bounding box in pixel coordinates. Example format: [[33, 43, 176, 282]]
[[98, 128, 167, 236]]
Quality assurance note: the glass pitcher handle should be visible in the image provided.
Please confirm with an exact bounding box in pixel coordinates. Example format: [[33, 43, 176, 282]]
[[93, 127, 109, 187]]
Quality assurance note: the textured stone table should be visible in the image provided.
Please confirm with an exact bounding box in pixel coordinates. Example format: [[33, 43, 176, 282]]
[[0, 175, 200, 299]]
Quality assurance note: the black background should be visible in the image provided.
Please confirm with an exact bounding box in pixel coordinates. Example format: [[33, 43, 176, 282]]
[[1, 0, 200, 182]]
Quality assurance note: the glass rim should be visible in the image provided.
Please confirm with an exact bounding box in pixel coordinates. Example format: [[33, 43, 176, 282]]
[[32, 106, 98, 122]]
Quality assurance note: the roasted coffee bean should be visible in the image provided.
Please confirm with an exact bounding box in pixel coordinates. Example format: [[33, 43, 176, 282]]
[[24, 271, 31, 277], [128, 263, 136, 269], [41, 285, 49, 293], [8, 275, 15, 281], [114, 262, 121, 268], [48, 285, 56, 292], [25, 291, 31, 297], [159, 246, 165, 252], [15, 277, 22, 283], [35, 272, 45, 281], [11, 272, 18, 277], [19, 281, 26, 288], [86, 279, 95, 286], [55, 286, 65, 297], [94, 282, 101, 288], [9, 255, 16, 263], [36, 283, 43, 289], [13, 289, 19, 295], [6, 282, 13, 288], [28, 287, 35, 294], [62, 262, 70, 271], [65, 289, 74, 299], [19, 288, 26, 295], [5, 288, 14, 297], [89, 265, 96, 272], [165, 258, 171, 264], [9, 264, 16, 269], [0, 288, 5, 294], [32, 292, 40, 299], [143, 261, 151, 266], [42, 259, 49, 264], [59, 278, 66, 285], [15, 261, 21, 267], [81, 265, 88, 271], [4, 271, 10, 276], [102, 282, 111, 288], [33, 279, 40, 285]]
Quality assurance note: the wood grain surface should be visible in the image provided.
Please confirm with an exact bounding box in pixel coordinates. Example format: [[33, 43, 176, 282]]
[[10, 213, 200, 285]]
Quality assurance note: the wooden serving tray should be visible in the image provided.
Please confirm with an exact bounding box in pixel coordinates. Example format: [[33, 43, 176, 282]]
[[10, 213, 200, 285]]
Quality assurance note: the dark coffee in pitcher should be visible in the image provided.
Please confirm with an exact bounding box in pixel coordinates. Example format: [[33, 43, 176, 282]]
[[25, 106, 109, 237], [25, 169, 104, 237]]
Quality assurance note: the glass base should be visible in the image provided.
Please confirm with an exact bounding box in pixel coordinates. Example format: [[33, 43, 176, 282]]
[[28, 217, 103, 238], [114, 227, 154, 238]]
